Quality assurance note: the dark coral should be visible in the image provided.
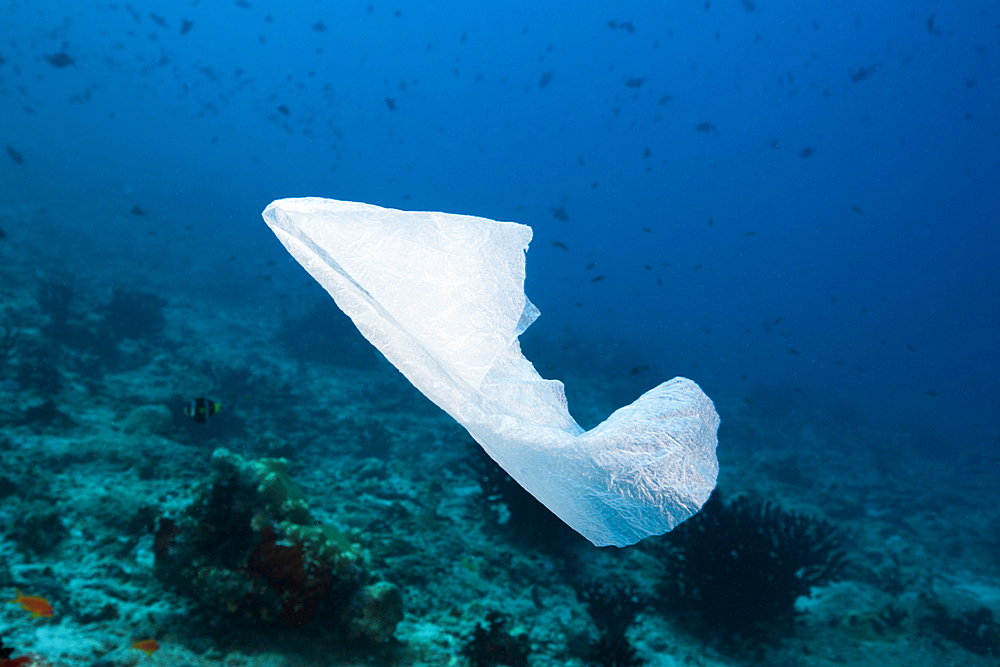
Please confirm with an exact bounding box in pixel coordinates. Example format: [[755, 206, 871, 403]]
[[653, 491, 846, 641], [580, 584, 645, 667], [461, 611, 531, 667], [923, 599, 1000, 657]]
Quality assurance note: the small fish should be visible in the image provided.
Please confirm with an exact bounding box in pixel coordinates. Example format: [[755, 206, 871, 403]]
[[551, 240, 568, 250], [180, 19, 194, 35], [799, 146, 815, 158], [184, 398, 220, 424], [923, 390, 938, 397], [6, 145, 24, 165], [630, 365, 649, 375], [8, 589, 54, 618], [927, 13, 941, 36], [44, 52, 75, 68], [850, 204, 863, 215], [658, 93, 672, 104], [552, 207, 569, 221], [625, 78, 645, 88], [590, 275, 606, 282], [695, 121, 717, 135], [641, 227, 653, 233], [539, 71, 554, 89], [131, 639, 160, 656], [787, 348, 800, 355], [584, 261, 597, 270], [743, 230, 757, 237], [767, 138, 780, 149], [131, 206, 145, 216], [277, 104, 290, 116], [384, 97, 396, 110]]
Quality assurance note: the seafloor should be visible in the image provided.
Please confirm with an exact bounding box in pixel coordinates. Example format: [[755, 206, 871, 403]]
[[1, 199, 998, 667]]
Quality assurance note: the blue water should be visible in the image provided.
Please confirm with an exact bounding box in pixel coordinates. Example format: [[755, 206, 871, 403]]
[[2, 0, 997, 452]]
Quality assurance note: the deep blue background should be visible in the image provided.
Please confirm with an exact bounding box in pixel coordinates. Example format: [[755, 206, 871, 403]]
[[2, 1, 997, 451]]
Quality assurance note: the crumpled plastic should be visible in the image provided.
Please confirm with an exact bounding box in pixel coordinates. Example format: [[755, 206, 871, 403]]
[[263, 197, 719, 547]]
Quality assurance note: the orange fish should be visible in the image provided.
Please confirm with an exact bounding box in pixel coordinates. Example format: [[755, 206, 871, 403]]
[[8, 589, 53, 618], [131, 639, 160, 656]]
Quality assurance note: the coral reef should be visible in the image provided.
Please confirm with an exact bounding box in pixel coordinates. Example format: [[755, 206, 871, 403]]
[[580, 584, 645, 667], [923, 598, 1000, 657], [653, 491, 846, 641], [461, 611, 531, 667], [153, 448, 402, 641]]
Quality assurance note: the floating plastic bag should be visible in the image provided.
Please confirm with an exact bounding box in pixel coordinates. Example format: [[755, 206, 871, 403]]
[[263, 198, 719, 547]]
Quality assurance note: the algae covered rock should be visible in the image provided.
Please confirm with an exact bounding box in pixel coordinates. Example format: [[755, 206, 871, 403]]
[[153, 448, 401, 639]]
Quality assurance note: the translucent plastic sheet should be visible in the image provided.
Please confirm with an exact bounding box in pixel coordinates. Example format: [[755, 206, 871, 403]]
[[263, 197, 719, 547]]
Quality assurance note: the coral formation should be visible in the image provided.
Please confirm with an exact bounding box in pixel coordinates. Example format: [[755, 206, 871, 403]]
[[153, 448, 402, 640], [923, 599, 1000, 657], [580, 584, 645, 667], [653, 491, 846, 640], [461, 611, 531, 667]]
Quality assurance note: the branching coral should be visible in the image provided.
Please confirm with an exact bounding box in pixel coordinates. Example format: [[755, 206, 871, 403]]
[[653, 491, 846, 641], [461, 611, 530, 667], [580, 584, 645, 667]]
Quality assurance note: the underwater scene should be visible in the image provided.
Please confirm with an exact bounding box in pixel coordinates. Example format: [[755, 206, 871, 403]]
[[1, 1, 998, 666]]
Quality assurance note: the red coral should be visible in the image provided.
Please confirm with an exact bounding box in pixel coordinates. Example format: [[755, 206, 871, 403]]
[[245, 526, 334, 627], [0, 637, 30, 667]]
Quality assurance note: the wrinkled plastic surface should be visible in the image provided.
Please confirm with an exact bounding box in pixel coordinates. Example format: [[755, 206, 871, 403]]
[[263, 198, 720, 547]]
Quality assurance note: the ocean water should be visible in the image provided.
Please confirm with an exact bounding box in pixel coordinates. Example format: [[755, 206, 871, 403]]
[[1, 1, 998, 666]]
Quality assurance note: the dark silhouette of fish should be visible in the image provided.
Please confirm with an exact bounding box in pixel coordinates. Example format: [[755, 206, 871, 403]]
[[607, 20, 636, 33], [850, 204, 863, 214], [6, 145, 24, 164], [552, 207, 569, 221], [277, 104, 290, 116], [384, 97, 396, 110], [696, 121, 718, 136], [539, 71, 553, 88], [551, 240, 568, 250], [658, 93, 672, 104], [799, 146, 815, 158], [131, 206, 146, 216], [591, 275, 606, 283], [150, 14, 167, 27], [313, 21, 327, 32], [181, 19, 194, 35], [625, 78, 645, 88], [44, 52, 75, 68], [927, 13, 942, 35]]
